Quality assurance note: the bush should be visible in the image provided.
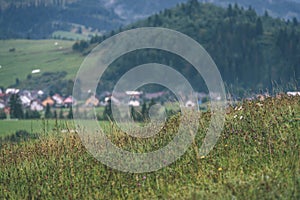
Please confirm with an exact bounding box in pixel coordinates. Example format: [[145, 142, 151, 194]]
[[8, 130, 36, 143], [25, 110, 41, 119], [72, 40, 89, 52], [0, 109, 6, 119]]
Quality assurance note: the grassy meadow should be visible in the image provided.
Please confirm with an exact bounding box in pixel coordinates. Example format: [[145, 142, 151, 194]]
[[0, 95, 299, 199], [0, 39, 83, 87], [0, 119, 111, 138], [0, 119, 74, 138]]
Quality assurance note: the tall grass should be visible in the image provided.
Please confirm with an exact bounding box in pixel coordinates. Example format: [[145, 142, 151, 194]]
[[0, 95, 299, 199]]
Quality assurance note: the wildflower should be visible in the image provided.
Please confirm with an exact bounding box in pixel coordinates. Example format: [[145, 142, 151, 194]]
[[238, 106, 243, 111], [256, 103, 263, 107], [200, 156, 205, 159], [225, 144, 228, 147], [234, 115, 238, 119], [240, 116, 243, 120], [142, 176, 146, 180], [218, 167, 223, 171]]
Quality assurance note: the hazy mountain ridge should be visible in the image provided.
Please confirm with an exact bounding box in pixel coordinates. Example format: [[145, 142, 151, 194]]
[[0, 0, 299, 39], [101, 0, 300, 22], [0, 0, 124, 39], [99, 0, 188, 22]]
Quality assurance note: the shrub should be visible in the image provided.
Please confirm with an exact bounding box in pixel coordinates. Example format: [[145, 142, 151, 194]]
[[0, 109, 6, 119], [8, 130, 35, 143]]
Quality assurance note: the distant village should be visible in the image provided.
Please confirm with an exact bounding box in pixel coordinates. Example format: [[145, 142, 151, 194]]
[[0, 87, 299, 120], [0, 87, 209, 119]]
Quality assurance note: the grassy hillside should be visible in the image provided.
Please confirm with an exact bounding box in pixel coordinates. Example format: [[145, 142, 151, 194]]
[[0, 39, 83, 88], [0, 96, 299, 199]]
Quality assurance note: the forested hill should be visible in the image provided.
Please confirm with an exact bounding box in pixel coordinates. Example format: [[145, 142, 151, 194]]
[[86, 0, 300, 94], [202, 0, 300, 20], [1, 0, 300, 39], [0, 0, 188, 39], [0, 0, 124, 39]]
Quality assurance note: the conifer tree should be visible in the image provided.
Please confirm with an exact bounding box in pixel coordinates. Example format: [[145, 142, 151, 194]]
[[45, 103, 52, 119], [9, 94, 24, 119]]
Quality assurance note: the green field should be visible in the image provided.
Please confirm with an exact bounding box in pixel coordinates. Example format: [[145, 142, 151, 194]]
[[0, 119, 111, 138], [0, 96, 299, 199], [0, 119, 73, 137], [0, 39, 84, 87]]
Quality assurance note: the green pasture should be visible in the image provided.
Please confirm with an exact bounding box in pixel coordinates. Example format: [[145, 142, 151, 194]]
[[0, 119, 72, 137], [0, 39, 83, 87], [0, 119, 112, 138]]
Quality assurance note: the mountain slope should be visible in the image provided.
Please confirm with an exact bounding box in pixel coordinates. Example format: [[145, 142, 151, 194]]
[[1, 0, 300, 39], [95, 0, 300, 22], [87, 1, 300, 93], [0, 0, 124, 39], [99, 0, 188, 22], [210, 0, 300, 20]]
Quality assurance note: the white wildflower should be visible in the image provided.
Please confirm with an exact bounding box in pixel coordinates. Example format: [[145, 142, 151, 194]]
[[256, 103, 263, 107]]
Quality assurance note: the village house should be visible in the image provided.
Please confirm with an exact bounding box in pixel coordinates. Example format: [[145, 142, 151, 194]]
[[102, 95, 120, 106], [126, 91, 142, 107], [63, 96, 76, 107], [27, 90, 43, 100], [42, 97, 55, 107], [20, 95, 31, 107], [0, 99, 5, 109], [52, 94, 64, 107], [128, 99, 140, 107], [5, 88, 19, 94], [85, 95, 99, 107], [144, 91, 165, 100], [30, 100, 44, 111]]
